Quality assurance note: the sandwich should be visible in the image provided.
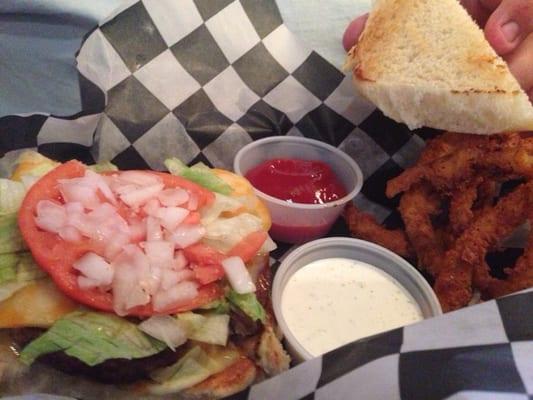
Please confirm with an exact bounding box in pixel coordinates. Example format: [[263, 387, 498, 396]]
[[0, 151, 290, 398], [344, 0, 533, 134]]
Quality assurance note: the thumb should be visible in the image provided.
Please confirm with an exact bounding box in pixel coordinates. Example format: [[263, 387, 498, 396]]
[[343, 14, 369, 51], [484, 0, 533, 55]]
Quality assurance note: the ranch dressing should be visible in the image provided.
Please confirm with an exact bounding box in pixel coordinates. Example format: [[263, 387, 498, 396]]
[[281, 257, 423, 357]]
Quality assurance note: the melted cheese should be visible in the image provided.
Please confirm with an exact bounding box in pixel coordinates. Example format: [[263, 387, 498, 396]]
[[0, 280, 78, 328]]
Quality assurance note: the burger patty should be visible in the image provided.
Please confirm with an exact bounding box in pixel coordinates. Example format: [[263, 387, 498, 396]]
[[10, 328, 183, 384]]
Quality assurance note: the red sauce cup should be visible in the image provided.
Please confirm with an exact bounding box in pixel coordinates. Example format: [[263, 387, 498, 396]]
[[234, 137, 363, 244]]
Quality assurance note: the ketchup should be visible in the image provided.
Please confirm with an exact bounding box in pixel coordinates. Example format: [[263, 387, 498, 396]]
[[245, 159, 347, 204]]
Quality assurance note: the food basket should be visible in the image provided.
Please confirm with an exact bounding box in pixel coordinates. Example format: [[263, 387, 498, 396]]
[[0, 1, 532, 399]]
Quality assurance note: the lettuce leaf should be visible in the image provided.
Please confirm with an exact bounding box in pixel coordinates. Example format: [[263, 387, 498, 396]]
[[164, 158, 233, 195], [200, 192, 242, 225], [9, 151, 59, 182], [14, 252, 46, 281], [198, 298, 230, 314], [19, 311, 166, 366], [0, 214, 26, 254], [0, 179, 26, 215], [176, 312, 230, 346], [0, 252, 45, 284], [227, 290, 266, 323], [203, 213, 264, 253], [0, 253, 46, 302], [0, 253, 17, 283], [148, 345, 239, 395]]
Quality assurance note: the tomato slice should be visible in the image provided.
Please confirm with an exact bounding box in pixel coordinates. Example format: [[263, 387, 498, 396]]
[[228, 230, 267, 263], [182, 211, 201, 225], [183, 242, 226, 266], [18, 160, 221, 316], [183, 243, 227, 284], [192, 265, 225, 285]]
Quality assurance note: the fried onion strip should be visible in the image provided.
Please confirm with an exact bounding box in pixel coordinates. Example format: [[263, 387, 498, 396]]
[[386, 133, 530, 198], [448, 184, 478, 237], [435, 182, 533, 312], [399, 184, 444, 277], [344, 203, 414, 259]]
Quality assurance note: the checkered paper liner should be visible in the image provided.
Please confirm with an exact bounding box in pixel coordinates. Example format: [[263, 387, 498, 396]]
[[0, 0, 530, 399], [240, 288, 533, 400]]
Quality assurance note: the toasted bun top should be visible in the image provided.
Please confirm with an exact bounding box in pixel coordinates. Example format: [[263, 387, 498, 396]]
[[345, 0, 533, 134]]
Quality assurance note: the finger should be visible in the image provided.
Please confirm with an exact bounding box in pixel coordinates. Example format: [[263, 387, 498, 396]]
[[504, 33, 533, 100], [342, 14, 369, 51], [479, 0, 503, 10], [461, 0, 493, 26], [484, 0, 533, 55]]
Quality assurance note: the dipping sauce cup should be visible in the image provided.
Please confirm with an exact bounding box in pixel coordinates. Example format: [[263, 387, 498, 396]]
[[233, 137, 363, 244], [272, 237, 442, 362]]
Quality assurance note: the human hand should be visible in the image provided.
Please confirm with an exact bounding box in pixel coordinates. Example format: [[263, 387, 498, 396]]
[[342, 0, 533, 100]]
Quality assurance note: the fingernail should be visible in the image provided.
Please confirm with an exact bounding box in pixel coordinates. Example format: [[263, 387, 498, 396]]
[[501, 21, 519, 43]]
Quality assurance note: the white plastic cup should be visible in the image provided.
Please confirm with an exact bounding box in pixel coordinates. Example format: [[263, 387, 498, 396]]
[[233, 137, 363, 244], [272, 237, 443, 362]]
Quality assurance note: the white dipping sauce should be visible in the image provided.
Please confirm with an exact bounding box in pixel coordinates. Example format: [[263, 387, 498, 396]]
[[281, 258, 422, 357]]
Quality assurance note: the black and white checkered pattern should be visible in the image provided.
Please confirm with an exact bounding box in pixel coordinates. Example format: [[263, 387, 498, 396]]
[[0, 0, 417, 228], [230, 289, 533, 400], [0, 1, 531, 399]]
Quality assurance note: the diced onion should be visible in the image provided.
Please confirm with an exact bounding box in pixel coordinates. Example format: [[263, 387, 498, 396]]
[[59, 178, 101, 210], [161, 268, 194, 290], [260, 235, 278, 254], [64, 201, 84, 215], [173, 250, 188, 270], [58, 226, 83, 242], [143, 198, 160, 216], [128, 217, 147, 242], [146, 216, 163, 241], [167, 225, 206, 249], [112, 245, 152, 315], [82, 203, 130, 242], [118, 171, 162, 186], [144, 241, 174, 269], [114, 183, 138, 195], [119, 183, 165, 208], [156, 207, 189, 231], [104, 232, 130, 261], [221, 256, 256, 294], [138, 316, 188, 351], [158, 188, 189, 207], [152, 281, 199, 312], [187, 193, 199, 211], [84, 170, 116, 204], [73, 252, 114, 287], [35, 200, 67, 233], [147, 265, 163, 295], [78, 276, 100, 290]]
